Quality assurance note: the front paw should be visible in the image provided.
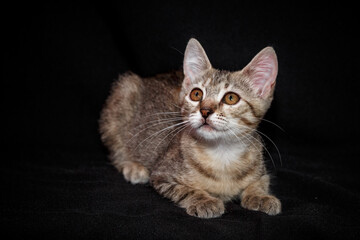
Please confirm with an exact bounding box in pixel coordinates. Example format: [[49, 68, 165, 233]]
[[186, 198, 225, 218], [241, 195, 281, 215]]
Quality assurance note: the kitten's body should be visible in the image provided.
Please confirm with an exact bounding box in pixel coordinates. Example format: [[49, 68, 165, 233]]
[[100, 39, 281, 218], [100, 71, 183, 174]]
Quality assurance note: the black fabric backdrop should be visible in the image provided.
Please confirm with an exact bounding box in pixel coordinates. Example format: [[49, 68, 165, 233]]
[[2, 2, 360, 239]]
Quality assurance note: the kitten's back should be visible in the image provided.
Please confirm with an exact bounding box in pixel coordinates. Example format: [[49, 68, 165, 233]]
[[99, 71, 183, 170]]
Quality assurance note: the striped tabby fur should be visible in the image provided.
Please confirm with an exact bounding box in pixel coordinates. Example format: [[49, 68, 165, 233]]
[[99, 38, 281, 218]]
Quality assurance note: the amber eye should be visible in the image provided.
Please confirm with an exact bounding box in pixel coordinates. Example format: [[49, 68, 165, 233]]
[[222, 92, 240, 105], [190, 88, 203, 101]]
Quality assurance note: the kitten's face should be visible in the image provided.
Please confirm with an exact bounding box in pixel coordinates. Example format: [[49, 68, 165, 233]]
[[180, 39, 278, 142], [181, 70, 264, 141]]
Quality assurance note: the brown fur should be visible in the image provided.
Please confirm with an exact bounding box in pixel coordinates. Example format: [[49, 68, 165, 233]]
[[99, 39, 281, 218]]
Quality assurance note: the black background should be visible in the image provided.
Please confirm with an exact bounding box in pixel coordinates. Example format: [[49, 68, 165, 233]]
[[2, 2, 360, 239]]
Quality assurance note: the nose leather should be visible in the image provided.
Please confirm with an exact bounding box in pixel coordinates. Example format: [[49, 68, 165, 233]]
[[200, 107, 213, 118]]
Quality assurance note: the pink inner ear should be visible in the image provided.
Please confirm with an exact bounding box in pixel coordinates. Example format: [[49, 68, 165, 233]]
[[246, 49, 278, 98], [251, 59, 275, 95]]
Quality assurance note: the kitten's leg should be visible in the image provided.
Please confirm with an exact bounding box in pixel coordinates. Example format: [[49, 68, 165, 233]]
[[151, 175, 225, 218], [240, 175, 281, 215]]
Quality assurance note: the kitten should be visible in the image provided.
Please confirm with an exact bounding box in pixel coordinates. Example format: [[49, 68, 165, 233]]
[[99, 38, 281, 218]]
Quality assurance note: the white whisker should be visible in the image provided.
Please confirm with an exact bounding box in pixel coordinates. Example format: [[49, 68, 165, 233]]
[[133, 116, 184, 130], [154, 122, 190, 151], [148, 111, 182, 116], [225, 125, 246, 146], [229, 123, 277, 168], [170, 103, 182, 110], [134, 121, 189, 151], [231, 123, 282, 167], [228, 125, 271, 166], [260, 118, 285, 132], [255, 129, 282, 167], [126, 117, 184, 144], [145, 121, 190, 150]]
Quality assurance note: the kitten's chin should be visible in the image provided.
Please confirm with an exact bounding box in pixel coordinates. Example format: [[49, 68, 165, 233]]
[[193, 124, 227, 141], [199, 124, 214, 132]]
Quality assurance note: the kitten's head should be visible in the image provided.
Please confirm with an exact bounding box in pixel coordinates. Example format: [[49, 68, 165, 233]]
[[180, 38, 278, 142]]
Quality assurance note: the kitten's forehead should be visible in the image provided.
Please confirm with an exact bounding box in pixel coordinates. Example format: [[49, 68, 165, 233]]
[[200, 70, 229, 95], [205, 70, 231, 85], [197, 69, 248, 98]]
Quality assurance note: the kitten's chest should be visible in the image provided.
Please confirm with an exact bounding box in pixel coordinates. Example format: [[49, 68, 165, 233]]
[[203, 144, 246, 170], [185, 143, 255, 200]]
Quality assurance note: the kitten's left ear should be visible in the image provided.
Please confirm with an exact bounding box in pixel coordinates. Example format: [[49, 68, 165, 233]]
[[183, 38, 212, 86], [243, 47, 278, 98]]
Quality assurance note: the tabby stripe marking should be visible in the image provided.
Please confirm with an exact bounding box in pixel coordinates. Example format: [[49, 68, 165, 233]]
[[188, 156, 218, 180], [242, 99, 261, 118]]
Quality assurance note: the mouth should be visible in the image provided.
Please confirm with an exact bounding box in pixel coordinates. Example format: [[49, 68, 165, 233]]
[[199, 122, 215, 131]]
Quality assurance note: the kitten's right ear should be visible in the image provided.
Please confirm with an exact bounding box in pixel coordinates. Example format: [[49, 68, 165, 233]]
[[183, 38, 212, 87]]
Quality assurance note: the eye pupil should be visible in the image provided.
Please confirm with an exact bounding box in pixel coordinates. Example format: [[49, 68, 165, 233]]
[[229, 95, 233, 101], [195, 92, 199, 97]]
